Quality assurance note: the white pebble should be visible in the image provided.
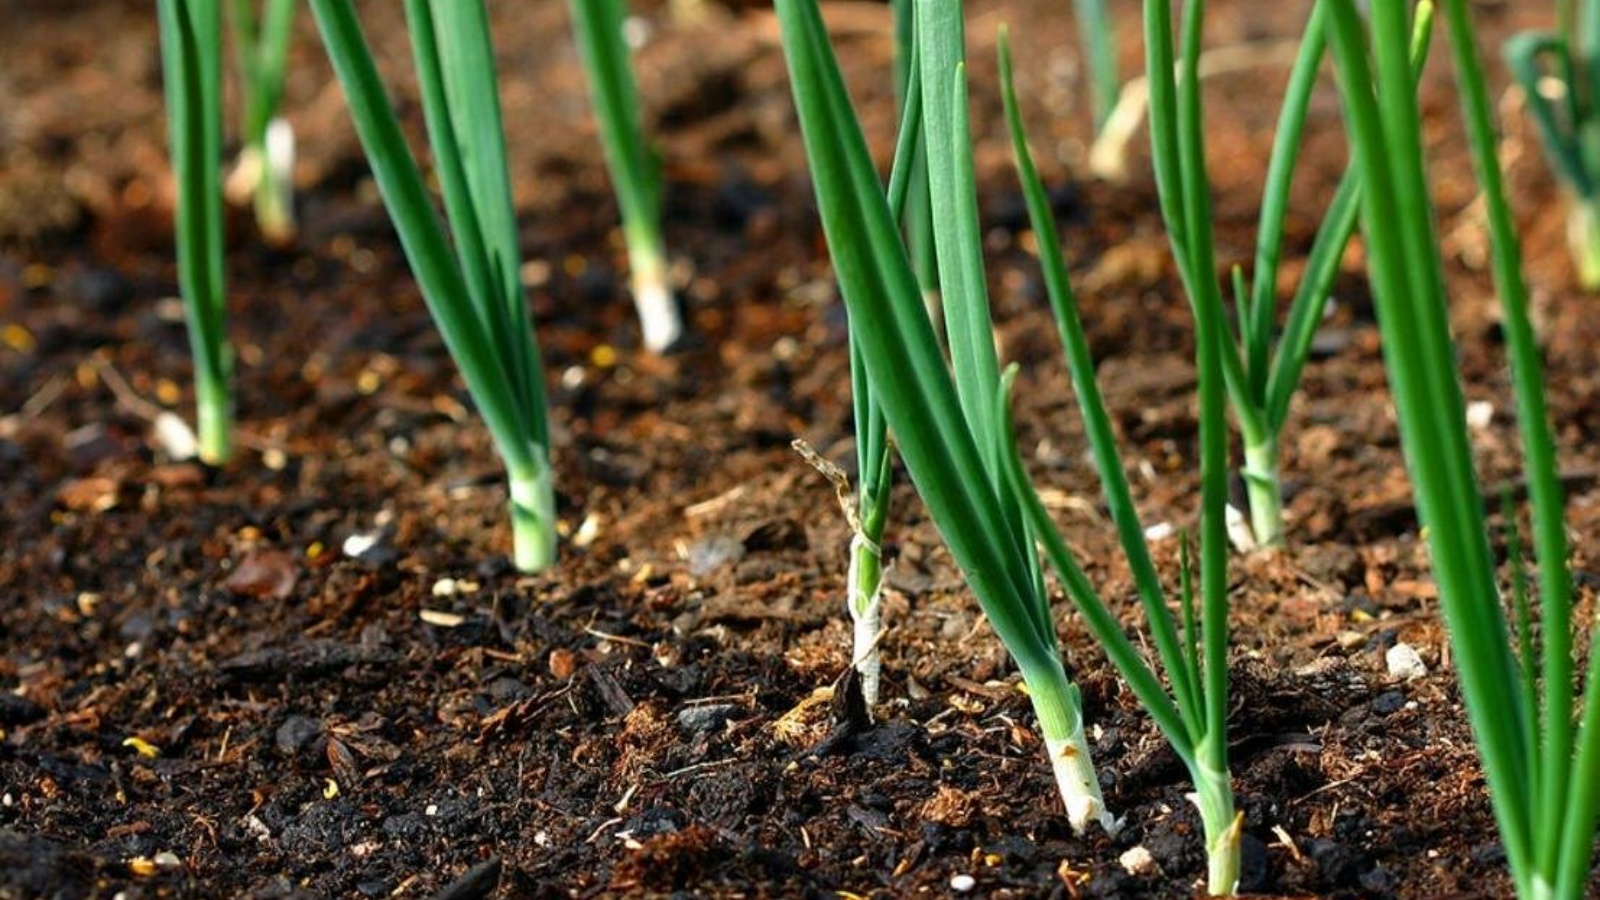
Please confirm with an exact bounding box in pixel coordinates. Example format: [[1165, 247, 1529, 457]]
[[152, 412, 198, 461], [949, 874, 976, 892], [1465, 400, 1494, 430], [1119, 845, 1158, 876], [342, 532, 379, 559], [1386, 642, 1428, 680]]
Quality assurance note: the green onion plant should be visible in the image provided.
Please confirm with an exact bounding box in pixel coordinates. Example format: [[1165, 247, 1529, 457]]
[[1505, 0, 1600, 289], [776, 0, 1115, 835], [1185, 0, 1431, 550], [228, 0, 298, 245], [784, 0, 1249, 878], [838, 30, 937, 712], [1325, 1, 1600, 896], [997, 0, 1243, 885], [309, 0, 557, 572], [158, 0, 234, 466], [568, 0, 684, 353], [816, 3, 937, 711]]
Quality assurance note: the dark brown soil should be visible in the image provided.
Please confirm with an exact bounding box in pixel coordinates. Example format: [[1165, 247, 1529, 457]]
[[3, 1, 1598, 897]]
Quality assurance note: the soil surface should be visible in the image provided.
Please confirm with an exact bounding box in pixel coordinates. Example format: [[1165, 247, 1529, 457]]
[[3, 1, 1599, 897]]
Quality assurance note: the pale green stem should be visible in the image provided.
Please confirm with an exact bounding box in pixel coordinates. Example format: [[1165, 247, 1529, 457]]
[[1027, 661, 1116, 836], [252, 116, 297, 244], [1191, 739, 1241, 896], [847, 531, 885, 709], [1566, 193, 1600, 291], [1242, 436, 1284, 549], [622, 221, 682, 353], [195, 373, 233, 466], [509, 454, 556, 573]]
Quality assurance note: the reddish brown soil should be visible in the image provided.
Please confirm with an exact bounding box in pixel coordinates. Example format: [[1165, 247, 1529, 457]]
[[3, 1, 1599, 897]]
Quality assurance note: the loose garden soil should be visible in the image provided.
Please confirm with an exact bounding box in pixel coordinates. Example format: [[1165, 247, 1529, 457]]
[[4, 1, 1600, 897]]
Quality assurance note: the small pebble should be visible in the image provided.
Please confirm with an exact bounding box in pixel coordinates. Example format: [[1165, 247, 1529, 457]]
[[687, 534, 744, 576], [1465, 400, 1494, 430], [548, 648, 577, 680], [949, 874, 976, 892], [342, 532, 380, 559], [1143, 522, 1175, 541], [262, 447, 288, 470], [1335, 630, 1366, 650], [1119, 845, 1158, 876], [275, 715, 322, 754], [151, 412, 197, 461], [1361, 866, 1398, 893], [431, 577, 476, 597], [1371, 690, 1406, 715], [224, 549, 298, 600], [1385, 643, 1428, 680], [676, 703, 739, 734]]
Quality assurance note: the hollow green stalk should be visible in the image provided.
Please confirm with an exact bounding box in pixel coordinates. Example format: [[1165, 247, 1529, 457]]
[[891, 0, 939, 318], [775, 0, 1112, 835], [1149, 0, 1238, 884], [158, 0, 233, 466], [309, 0, 556, 571], [1505, 1, 1600, 290], [568, 0, 683, 353], [995, 1, 1251, 881], [1325, 1, 1600, 896], [229, 0, 297, 244], [914, 2, 1111, 826], [1073, 0, 1120, 133]]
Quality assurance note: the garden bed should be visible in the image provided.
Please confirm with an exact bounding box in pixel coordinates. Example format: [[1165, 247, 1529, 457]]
[[3, 1, 1599, 897]]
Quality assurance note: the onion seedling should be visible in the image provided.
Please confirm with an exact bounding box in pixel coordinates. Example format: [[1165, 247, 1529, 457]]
[[1178, 0, 1432, 550], [157, 0, 234, 466], [812, 11, 933, 710], [568, 0, 684, 353], [227, 0, 298, 245], [1324, 2, 1600, 896], [309, 0, 556, 572], [1505, 0, 1600, 289], [831, 36, 933, 711], [997, 5, 1242, 886], [775, 0, 1114, 836]]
